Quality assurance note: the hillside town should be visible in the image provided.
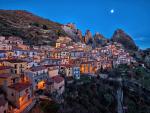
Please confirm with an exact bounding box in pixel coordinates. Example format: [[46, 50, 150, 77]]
[[0, 34, 137, 113]]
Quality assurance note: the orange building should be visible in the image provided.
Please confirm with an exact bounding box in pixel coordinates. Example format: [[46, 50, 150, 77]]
[[80, 61, 97, 74]]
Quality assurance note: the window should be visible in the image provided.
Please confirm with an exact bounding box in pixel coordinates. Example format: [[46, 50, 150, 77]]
[[20, 64, 23, 68], [11, 69, 13, 73], [13, 79, 15, 83], [20, 69, 23, 73], [14, 64, 17, 69], [11, 93, 14, 96], [14, 70, 17, 74], [35, 79, 37, 83]]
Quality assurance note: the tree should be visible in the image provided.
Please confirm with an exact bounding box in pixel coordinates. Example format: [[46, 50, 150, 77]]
[[43, 25, 48, 30], [31, 22, 40, 27]]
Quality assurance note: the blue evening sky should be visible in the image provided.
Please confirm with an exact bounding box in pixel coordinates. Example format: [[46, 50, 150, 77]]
[[0, 0, 150, 49]]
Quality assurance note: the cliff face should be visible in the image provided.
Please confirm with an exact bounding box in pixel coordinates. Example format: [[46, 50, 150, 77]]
[[94, 32, 108, 47], [111, 29, 138, 51], [0, 10, 67, 46], [62, 23, 82, 42], [84, 30, 93, 44]]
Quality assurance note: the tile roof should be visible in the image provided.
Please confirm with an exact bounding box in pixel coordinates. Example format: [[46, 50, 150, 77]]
[[44, 65, 59, 67], [30, 66, 47, 72], [60, 64, 73, 68], [46, 80, 53, 85], [52, 76, 64, 83], [8, 83, 31, 92], [0, 73, 11, 78], [5, 59, 26, 63], [0, 66, 12, 70]]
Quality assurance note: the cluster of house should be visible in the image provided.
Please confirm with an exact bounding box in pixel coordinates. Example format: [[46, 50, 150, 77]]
[[0, 36, 136, 113]]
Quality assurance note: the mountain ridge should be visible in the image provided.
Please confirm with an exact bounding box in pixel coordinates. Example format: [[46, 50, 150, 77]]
[[111, 29, 138, 51], [0, 10, 138, 51], [0, 10, 67, 46]]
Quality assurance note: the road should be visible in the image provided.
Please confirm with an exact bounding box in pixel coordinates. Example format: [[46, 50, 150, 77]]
[[117, 84, 124, 113], [101, 76, 150, 111], [100, 77, 124, 113]]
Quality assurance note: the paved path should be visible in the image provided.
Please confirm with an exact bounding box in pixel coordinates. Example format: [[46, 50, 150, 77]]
[[117, 87, 124, 113]]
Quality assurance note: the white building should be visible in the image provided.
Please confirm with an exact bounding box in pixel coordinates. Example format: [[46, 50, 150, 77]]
[[24, 66, 48, 90], [7, 83, 32, 108], [51, 76, 65, 95]]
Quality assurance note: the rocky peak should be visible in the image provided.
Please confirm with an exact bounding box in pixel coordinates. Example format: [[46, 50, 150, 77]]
[[84, 30, 93, 44], [62, 23, 82, 42], [94, 32, 105, 40], [77, 29, 83, 42], [66, 23, 76, 30], [112, 29, 138, 51], [94, 32, 107, 47]]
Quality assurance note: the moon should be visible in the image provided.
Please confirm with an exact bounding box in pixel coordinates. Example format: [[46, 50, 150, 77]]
[[110, 9, 114, 14]]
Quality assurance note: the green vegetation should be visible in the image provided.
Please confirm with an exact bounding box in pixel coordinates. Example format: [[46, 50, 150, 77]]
[[31, 22, 40, 27], [0, 10, 67, 46], [40, 100, 60, 113], [124, 92, 150, 113], [42, 25, 48, 30], [75, 75, 91, 83], [60, 78, 117, 113], [109, 64, 150, 89]]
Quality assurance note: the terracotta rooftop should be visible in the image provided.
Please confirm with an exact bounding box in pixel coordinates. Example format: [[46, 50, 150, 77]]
[[44, 65, 59, 67], [60, 64, 73, 68], [81, 61, 95, 64], [46, 80, 53, 85], [51, 76, 64, 83], [0, 66, 12, 70], [48, 57, 61, 60], [5, 59, 26, 63], [0, 73, 11, 78], [30, 66, 47, 72], [8, 83, 31, 92]]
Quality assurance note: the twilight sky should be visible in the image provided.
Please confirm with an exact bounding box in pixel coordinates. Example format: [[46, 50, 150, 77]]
[[0, 0, 150, 49]]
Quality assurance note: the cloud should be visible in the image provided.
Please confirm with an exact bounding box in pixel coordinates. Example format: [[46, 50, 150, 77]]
[[134, 35, 150, 41], [134, 37, 145, 41]]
